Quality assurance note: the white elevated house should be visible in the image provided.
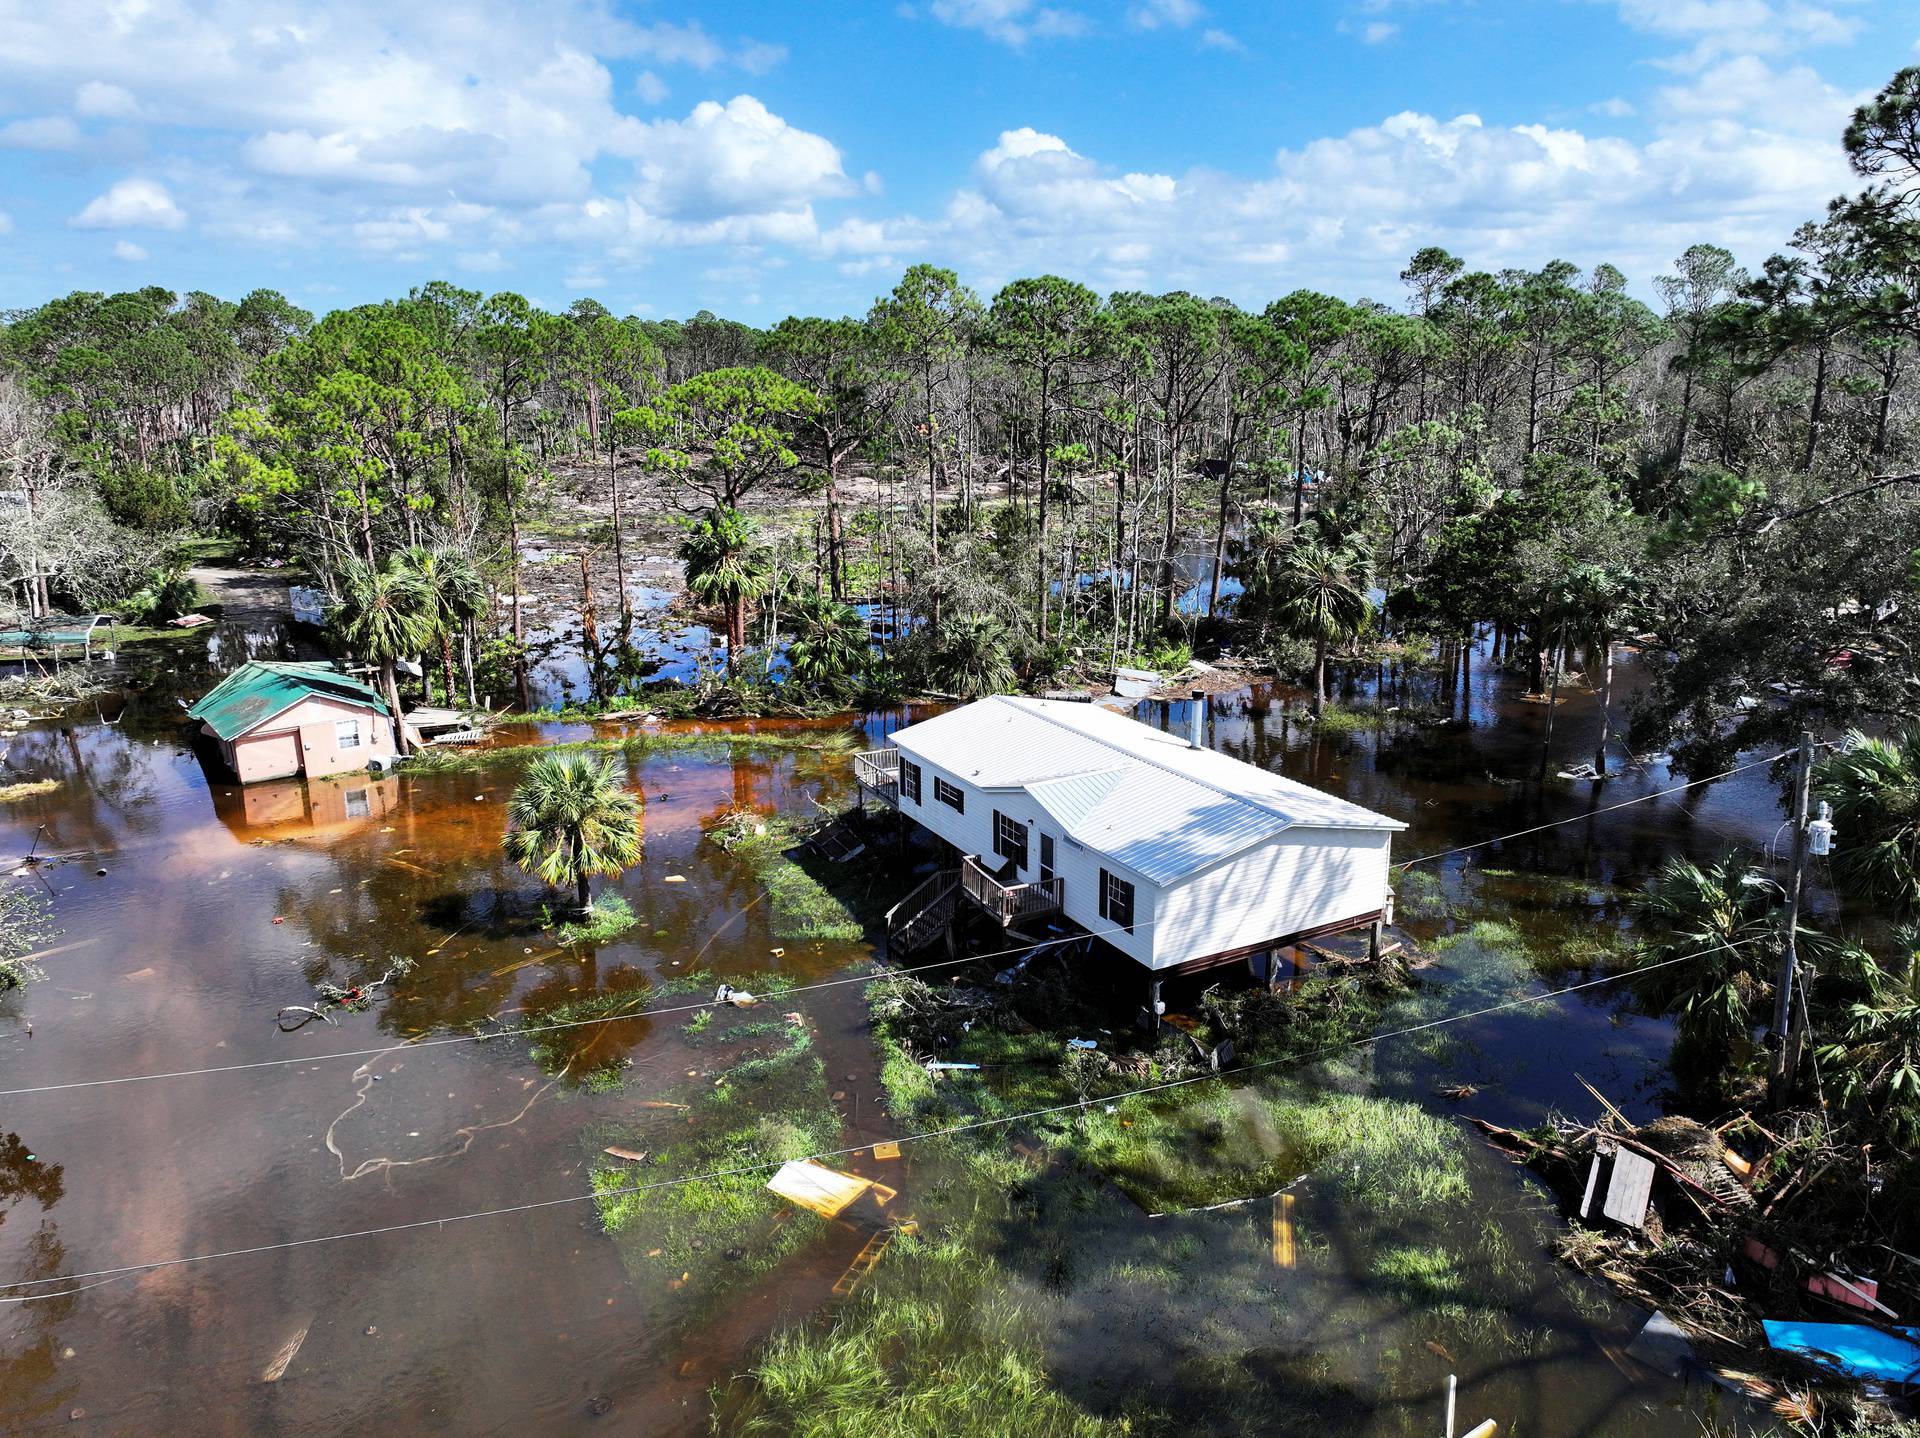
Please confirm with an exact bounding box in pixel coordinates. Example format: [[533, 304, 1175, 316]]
[[854, 695, 1406, 983]]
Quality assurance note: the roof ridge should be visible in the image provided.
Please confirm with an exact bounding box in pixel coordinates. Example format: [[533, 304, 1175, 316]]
[[998, 696, 1296, 825]]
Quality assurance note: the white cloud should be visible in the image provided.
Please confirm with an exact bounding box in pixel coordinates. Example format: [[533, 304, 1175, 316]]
[[70, 178, 186, 230], [634, 70, 670, 105], [74, 80, 138, 117], [1590, 97, 1636, 117], [1199, 27, 1243, 51], [1130, 0, 1204, 29], [0, 211, 12, 235], [624, 95, 851, 222], [1610, 0, 1858, 70], [0, 115, 81, 149], [1363, 21, 1399, 43], [928, 0, 1087, 46], [826, 75, 1858, 302], [1, 3, 791, 213], [112, 239, 147, 261]]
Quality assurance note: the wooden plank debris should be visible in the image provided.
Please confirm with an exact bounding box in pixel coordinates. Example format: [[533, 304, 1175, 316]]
[[1602, 1149, 1656, 1228]]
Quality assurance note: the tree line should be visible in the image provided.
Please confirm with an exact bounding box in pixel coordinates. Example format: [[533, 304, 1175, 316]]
[[2, 69, 1919, 764]]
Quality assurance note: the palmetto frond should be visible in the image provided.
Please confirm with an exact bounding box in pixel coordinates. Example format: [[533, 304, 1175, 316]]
[[1818, 730, 1920, 914], [331, 556, 435, 663]]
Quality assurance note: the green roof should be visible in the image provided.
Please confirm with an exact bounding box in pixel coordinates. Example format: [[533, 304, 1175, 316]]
[[187, 661, 389, 742]]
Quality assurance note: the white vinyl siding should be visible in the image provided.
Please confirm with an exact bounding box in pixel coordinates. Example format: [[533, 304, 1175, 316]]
[[887, 738, 1160, 968], [1149, 827, 1392, 970]]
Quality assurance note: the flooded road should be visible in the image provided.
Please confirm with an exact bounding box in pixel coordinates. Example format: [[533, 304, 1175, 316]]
[[0, 630, 1799, 1436]]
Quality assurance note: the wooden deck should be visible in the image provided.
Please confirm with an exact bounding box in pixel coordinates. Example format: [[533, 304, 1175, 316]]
[[852, 748, 899, 807], [960, 855, 1063, 925]]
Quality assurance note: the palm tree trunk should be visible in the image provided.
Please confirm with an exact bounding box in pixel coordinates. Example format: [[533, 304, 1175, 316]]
[[1313, 636, 1327, 716], [383, 660, 411, 756], [573, 834, 591, 914]]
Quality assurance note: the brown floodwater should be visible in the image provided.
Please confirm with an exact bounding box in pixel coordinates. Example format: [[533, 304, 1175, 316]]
[[0, 627, 1803, 1436]]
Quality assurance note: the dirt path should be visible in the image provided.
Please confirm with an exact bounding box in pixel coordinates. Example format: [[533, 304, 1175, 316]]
[[187, 562, 296, 623]]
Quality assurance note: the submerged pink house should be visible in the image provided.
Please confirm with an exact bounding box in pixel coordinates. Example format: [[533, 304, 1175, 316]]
[[187, 661, 400, 782]]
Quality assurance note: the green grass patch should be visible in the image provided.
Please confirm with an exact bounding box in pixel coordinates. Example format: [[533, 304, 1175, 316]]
[[1307, 702, 1376, 735], [714, 1222, 1126, 1438], [1370, 1244, 1467, 1308], [1394, 868, 1458, 923], [707, 813, 882, 944], [867, 967, 1467, 1216], [546, 893, 638, 945]]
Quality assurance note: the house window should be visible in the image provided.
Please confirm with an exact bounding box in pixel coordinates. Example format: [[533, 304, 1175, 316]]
[[336, 718, 362, 750], [1099, 868, 1135, 933], [900, 758, 922, 804], [344, 787, 371, 819], [993, 811, 1028, 871], [1039, 832, 1056, 882], [934, 777, 964, 812]]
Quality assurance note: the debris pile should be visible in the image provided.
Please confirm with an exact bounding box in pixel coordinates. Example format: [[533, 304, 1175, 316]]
[[1474, 1099, 1918, 1429]]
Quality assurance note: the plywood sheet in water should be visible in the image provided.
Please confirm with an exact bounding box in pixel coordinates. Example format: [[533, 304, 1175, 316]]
[[767, 1160, 874, 1219]]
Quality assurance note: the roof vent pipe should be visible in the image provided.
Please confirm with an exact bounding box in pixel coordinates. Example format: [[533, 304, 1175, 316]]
[[1189, 689, 1205, 749]]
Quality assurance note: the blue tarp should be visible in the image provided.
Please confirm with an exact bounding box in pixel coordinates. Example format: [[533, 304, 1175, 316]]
[[1763, 1319, 1920, 1384]]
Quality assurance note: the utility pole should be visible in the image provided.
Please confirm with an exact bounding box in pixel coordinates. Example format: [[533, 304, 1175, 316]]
[[1768, 732, 1815, 1110]]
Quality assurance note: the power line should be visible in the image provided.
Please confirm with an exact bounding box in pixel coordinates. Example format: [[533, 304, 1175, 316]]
[[0, 935, 1758, 1302], [1394, 750, 1795, 871], [0, 919, 1139, 1099]]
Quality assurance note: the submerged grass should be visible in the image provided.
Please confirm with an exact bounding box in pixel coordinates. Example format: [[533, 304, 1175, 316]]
[[708, 815, 868, 944], [715, 1222, 1128, 1438], [591, 1015, 841, 1301], [714, 1131, 1125, 1438]]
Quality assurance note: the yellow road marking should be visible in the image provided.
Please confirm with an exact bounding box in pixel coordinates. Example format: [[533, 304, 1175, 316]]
[[1271, 1192, 1296, 1268]]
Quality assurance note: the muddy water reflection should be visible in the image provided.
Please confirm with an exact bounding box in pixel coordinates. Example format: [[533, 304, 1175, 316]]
[[0, 713, 874, 1435]]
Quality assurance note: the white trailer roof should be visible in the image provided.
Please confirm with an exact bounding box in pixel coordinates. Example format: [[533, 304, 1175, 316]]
[[888, 696, 1405, 886]]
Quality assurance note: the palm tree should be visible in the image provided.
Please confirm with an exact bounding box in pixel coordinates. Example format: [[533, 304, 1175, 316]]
[[1226, 503, 1294, 643], [1270, 532, 1372, 715], [502, 752, 643, 915], [1818, 731, 1920, 915], [926, 612, 1017, 697], [1818, 931, 1920, 1143], [331, 557, 434, 755], [680, 506, 770, 677], [1631, 853, 1785, 1074], [785, 590, 869, 694], [398, 544, 488, 706]]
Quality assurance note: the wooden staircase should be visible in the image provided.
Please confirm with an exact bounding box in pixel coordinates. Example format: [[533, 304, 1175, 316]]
[[887, 869, 961, 956]]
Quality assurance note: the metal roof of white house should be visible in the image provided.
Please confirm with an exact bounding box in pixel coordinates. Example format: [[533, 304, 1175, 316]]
[[887, 696, 1405, 886]]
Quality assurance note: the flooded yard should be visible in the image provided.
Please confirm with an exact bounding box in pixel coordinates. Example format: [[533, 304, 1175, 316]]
[[0, 630, 1799, 1436]]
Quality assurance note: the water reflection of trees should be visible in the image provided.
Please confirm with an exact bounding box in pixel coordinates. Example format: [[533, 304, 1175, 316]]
[[0, 724, 160, 856], [0, 1131, 76, 1426]]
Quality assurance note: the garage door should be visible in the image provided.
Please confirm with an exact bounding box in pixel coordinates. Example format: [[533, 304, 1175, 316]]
[[236, 730, 302, 782]]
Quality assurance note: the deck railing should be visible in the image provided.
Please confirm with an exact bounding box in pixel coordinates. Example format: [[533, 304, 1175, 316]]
[[960, 854, 1064, 925], [853, 747, 900, 806]]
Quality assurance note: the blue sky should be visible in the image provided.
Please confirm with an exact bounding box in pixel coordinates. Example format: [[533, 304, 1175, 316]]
[[2, 1, 1917, 322]]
